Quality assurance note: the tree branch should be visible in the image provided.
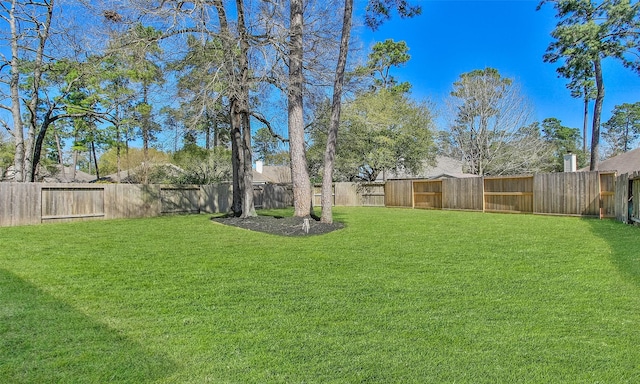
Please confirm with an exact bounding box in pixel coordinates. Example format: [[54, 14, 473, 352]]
[[250, 111, 288, 143]]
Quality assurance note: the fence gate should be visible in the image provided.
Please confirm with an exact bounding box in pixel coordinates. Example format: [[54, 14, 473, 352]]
[[599, 172, 616, 218]]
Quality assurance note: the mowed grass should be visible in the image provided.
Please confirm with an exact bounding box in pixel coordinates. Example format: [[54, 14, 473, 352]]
[[1, 207, 640, 383]]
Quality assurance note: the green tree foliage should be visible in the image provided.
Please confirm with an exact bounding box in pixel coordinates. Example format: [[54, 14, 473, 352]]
[[252, 127, 287, 166], [354, 39, 412, 93], [602, 102, 640, 154], [311, 89, 435, 182], [98, 147, 170, 176], [540, 0, 640, 169], [171, 145, 232, 184], [364, 0, 422, 30], [541, 117, 587, 171], [114, 24, 165, 183], [0, 137, 15, 178], [168, 35, 229, 149], [320, 0, 422, 223]]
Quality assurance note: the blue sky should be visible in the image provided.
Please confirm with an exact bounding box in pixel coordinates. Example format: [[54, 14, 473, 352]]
[[356, 0, 640, 142]]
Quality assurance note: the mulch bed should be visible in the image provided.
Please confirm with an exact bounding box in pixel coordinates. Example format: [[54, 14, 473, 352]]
[[211, 215, 344, 237]]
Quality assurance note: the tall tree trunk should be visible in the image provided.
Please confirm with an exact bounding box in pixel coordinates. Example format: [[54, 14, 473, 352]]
[[25, 0, 54, 182], [205, 114, 211, 150], [583, 87, 589, 154], [116, 141, 122, 183], [236, 0, 256, 218], [91, 140, 100, 180], [9, 0, 25, 182], [321, 0, 353, 224], [213, 0, 244, 215], [54, 130, 65, 180], [72, 147, 78, 181], [590, 56, 604, 171], [288, 0, 312, 217], [231, 100, 244, 216], [30, 113, 54, 181], [142, 86, 150, 184], [624, 117, 630, 152], [213, 115, 219, 148], [116, 107, 122, 183]]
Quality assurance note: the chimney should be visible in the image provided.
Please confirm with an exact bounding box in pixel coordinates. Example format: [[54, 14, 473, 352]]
[[256, 160, 263, 174], [563, 153, 577, 172]]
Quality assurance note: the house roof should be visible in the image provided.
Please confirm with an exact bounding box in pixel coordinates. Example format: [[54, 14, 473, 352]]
[[46, 166, 95, 183], [2, 164, 94, 183], [579, 147, 640, 175], [102, 163, 186, 183], [377, 156, 476, 181], [253, 165, 291, 184]]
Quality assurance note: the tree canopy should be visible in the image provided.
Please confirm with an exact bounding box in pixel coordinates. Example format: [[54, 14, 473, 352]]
[[540, 0, 640, 170], [445, 68, 548, 176], [603, 102, 640, 154], [310, 89, 435, 182]]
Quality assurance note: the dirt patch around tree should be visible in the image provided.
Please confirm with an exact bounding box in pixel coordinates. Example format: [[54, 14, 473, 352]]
[[211, 215, 344, 237]]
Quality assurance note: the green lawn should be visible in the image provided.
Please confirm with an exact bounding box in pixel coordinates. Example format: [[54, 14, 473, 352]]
[[1, 207, 639, 383]]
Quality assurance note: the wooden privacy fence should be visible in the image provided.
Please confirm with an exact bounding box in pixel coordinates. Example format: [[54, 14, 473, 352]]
[[2, 173, 636, 227], [0, 182, 292, 227], [385, 171, 625, 219], [615, 171, 640, 224], [313, 183, 385, 207]]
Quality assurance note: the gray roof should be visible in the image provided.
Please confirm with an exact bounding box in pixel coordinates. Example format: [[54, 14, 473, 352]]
[[253, 165, 291, 184], [5, 164, 95, 183], [377, 156, 476, 181], [580, 147, 640, 175]]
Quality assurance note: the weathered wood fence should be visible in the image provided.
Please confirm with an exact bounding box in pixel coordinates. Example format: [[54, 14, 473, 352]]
[[2, 173, 637, 227], [313, 183, 385, 207], [0, 183, 292, 227], [386, 171, 631, 220], [616, 171, 640, 224]]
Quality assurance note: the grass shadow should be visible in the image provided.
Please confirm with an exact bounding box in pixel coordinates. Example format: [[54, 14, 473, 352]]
[[0, 269, 177, 383], [586, 219, 640, 288]]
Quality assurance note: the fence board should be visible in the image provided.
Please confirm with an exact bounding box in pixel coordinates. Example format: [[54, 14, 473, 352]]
[[0, 183, 13, 227], [201, 184, 232, 213], [359, 183, 385, 206], [615, 173, 629, 223], [385, 180, 413, 207], [1, 170, 634, 227], [442, 177, 483, 211], [633, 175, 640, 223], [0, 182, 290, 227], [262, 184, 293, 209], [599, 172, 616, 218], [334, 183, 359, 206], [0, 183, 40, 226], [41, 186, 105, 222], [533, 172, 600, 216], [412, 180, 442, 209], [484, 176, 534, 213], [160, 186, 200, 213], [313, 183, 384, 207]]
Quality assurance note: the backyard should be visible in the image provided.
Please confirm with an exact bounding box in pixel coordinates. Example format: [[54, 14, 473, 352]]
[[1, 207, 639, 383]]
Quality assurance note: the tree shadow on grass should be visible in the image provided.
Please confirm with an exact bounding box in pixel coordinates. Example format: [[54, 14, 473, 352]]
[[586, 219, 640, 288], [0, 269, 177, 383]]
